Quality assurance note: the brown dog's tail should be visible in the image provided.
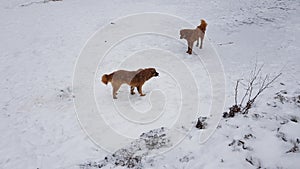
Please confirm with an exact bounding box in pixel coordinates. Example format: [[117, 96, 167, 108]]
[[198, 19, 208, 33], [101, 73, 114, 85]]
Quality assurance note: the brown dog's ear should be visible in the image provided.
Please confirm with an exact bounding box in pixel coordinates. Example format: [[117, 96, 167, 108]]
[[101, 74, 108, 85]]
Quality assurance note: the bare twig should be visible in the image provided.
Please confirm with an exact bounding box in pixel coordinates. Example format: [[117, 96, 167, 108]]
[[234, 80, 241, 105], [240, 87, 249, 106], [224, 63, 282, 118], [241, 72, 282, 114], [239, 64, 263, 105], [252, 73, 282, 101], [248, 64, 263, 101]]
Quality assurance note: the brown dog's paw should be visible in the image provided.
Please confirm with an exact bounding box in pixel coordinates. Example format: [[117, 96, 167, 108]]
[[140, 94, 146, 96], [113, 96, 118, 99], [131, 92, 135, 95]]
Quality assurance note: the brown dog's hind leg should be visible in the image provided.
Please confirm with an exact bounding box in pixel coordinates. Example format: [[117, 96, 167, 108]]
[[130, 86, 135, 95], [137, 85, 145, 96]]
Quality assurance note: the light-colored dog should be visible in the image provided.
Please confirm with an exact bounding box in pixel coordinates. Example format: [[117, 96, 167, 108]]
[[180, 19, 208, 54], [102, 68, 159, 99]]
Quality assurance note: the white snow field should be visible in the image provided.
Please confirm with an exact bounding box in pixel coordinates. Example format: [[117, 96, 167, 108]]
[[1, 0, 300, 169]]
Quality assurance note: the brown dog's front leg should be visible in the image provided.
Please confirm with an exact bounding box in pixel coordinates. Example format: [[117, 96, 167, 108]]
[[130, 86, 135, 95], [137, 86, 145, 96]]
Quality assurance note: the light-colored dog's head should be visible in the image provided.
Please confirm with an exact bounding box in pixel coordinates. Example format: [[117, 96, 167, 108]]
[[101, 74, 109, 85], [197, 19, 208, 33]]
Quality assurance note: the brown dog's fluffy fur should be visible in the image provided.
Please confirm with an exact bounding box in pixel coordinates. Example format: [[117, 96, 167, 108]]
[[180, 19, 208, 54], [102, 68, 159, 99]]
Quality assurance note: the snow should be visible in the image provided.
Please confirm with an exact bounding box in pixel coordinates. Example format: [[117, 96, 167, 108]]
[[1, 0, 300, 169]]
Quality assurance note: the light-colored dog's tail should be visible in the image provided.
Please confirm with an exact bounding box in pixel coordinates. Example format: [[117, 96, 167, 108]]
[[179, 30, 184, 39]]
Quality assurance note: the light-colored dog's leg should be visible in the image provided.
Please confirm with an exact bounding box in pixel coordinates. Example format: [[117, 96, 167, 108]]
[[200, 37, 203, 49], [112, 84, 121, 99], [187, 41, 194, 54]]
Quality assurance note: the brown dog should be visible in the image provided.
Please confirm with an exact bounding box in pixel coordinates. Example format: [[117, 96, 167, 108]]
[[101, 68, 159, 99], [180, 19, 208, 54]]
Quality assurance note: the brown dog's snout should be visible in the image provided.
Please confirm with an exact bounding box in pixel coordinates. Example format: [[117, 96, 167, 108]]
[[154, 72, 159, 76]]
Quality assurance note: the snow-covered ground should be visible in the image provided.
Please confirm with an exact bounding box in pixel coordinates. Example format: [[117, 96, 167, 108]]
[[1, 0, 300, 169]]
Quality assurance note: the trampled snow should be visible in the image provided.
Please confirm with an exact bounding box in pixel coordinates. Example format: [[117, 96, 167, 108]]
[[0, 0, 299, 169]]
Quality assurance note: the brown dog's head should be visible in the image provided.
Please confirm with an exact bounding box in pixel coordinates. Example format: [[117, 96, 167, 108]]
[[130, 68, 159, 85], [146, 68, 159, 77], [197, 19, 207, 33]]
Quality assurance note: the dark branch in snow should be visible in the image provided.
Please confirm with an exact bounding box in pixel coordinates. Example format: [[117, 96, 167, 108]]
[[217, 42, 234, 46], [20, 0, 62, 7], [286, 140, 299, 153]]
